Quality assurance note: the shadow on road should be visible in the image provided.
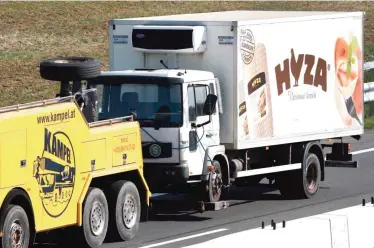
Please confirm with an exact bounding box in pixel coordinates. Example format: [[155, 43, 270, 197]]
[[147, 181, 298, 222], [33, 182, 305, 247]]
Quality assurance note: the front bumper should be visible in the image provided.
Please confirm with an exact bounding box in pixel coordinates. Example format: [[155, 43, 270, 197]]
[[143, 163, 189, 191]]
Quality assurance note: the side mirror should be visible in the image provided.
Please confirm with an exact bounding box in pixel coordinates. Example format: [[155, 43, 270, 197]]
[[203, 94, 218, 116]]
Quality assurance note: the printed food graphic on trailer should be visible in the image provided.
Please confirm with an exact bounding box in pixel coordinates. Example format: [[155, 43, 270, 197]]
[[236, 18, 363, 144], [244, 43, 274, 139], [238, 101, 250, 140], [334, 32, 363, 127]]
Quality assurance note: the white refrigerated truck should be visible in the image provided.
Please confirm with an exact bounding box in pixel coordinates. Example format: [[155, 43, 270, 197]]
[[87, 11, 365, 203]]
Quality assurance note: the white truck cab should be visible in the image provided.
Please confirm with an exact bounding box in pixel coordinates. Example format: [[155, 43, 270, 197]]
[[88, 69, 226, 201]]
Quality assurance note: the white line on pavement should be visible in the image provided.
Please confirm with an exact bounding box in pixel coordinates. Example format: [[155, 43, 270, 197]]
[[139, 228, 228, 248], [350, 147, 374, 155]]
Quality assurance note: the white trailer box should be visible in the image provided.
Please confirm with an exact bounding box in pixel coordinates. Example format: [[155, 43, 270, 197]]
[[109, 11, 364, 150]]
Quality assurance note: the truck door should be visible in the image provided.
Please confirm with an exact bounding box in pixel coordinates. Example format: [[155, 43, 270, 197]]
[[187, 82, 218, 176]]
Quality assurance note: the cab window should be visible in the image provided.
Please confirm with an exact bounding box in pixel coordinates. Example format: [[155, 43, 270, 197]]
[[187, 85, 209, 121]]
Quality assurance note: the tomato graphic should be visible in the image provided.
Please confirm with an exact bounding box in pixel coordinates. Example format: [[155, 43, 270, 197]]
[[334, 34, 363, 126]]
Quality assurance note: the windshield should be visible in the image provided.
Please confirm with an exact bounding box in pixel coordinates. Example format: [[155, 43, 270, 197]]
[[88, 76, 183, 127]]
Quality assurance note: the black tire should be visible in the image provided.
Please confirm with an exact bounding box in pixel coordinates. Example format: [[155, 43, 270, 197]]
[[205, 160, 223, 202], [105, 180, 141, 242], [1, 205, 30, 248], [278, 153, 321, 199], [40, 56, 101, 81], [78, 187, 109, 248]]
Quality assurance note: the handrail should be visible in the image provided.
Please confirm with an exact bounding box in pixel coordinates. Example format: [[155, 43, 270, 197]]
[[364, 61, 374, 71], [0, 88, 97, 114], [0, 95, 75, 114], [88, 115, 134, 128]]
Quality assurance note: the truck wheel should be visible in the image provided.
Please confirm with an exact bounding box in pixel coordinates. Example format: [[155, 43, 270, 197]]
[[105, 180, 141, 242], [205, 160, 223, 202], [1, 205, 30, 248], [79, 187, 109, 248], [302, 153, 321, 197], [39, 56, 101, 81], [278, 153, 321, 199]]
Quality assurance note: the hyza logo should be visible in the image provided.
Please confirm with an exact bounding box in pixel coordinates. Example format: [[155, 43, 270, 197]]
[[274, 48, 330, 97], [239, 29, 255, 65], [33, 128, 76, 217]]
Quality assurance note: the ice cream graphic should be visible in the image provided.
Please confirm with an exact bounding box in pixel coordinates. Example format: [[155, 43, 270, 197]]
[[334, 32, 363, 126]]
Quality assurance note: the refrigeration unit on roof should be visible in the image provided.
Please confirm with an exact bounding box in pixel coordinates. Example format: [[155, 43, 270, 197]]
[[131, 25, 207, 54]]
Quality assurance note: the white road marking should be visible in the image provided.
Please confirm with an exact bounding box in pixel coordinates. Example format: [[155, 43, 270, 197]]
[[139, 228, 228, 248], [350, 147, 374, 155]]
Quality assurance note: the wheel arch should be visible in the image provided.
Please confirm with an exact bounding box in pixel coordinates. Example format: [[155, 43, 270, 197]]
[[0, 187, 36, 238]]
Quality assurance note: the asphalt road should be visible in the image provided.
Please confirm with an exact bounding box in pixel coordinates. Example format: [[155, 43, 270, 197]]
[[35, 130, 374, 248]]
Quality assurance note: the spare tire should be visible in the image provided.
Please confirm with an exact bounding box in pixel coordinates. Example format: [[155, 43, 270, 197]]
[[40, 56, 101, 81]]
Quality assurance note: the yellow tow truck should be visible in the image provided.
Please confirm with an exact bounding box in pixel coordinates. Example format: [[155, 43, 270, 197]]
[[0, 56, 150, 248]]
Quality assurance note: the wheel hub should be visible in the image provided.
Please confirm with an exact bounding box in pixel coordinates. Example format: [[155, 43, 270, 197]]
[[9, 221, 24, 248], [306, 163, 317, 192], [211, 171, 223, 198], [123, 194, 137, 228], [90, 201, 105, 236]]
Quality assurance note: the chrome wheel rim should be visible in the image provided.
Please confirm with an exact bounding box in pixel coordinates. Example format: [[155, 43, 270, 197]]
[[90, 201, 105, 236], [9, 220, 24, 248], [123, 194, 137, 228]]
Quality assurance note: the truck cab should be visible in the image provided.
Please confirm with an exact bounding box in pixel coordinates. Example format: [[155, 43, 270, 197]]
[[87, 69, 224, 196]]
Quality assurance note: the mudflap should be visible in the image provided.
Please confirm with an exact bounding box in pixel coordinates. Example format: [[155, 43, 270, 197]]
[[324, 142, 359, 168], [141, 202, 150, 222]]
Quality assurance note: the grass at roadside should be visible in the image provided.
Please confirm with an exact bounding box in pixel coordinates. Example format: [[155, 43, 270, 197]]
[[1, 1, 374, 127], [365, 116, 374, 129]]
